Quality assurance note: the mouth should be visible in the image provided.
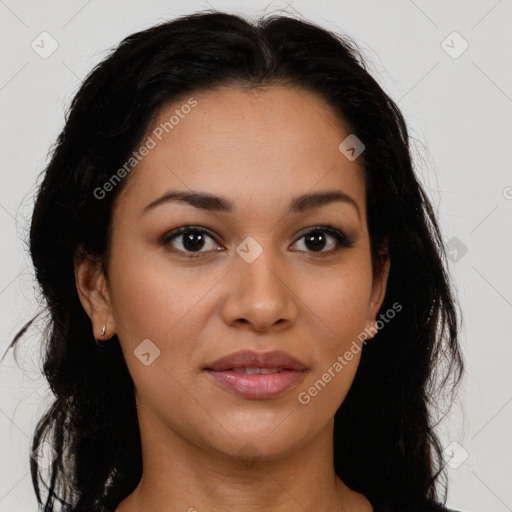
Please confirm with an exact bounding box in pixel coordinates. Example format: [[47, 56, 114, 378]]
[[203, 349, 308, 400], [230, 367, 286, 374], [203, 368, 306, 399]]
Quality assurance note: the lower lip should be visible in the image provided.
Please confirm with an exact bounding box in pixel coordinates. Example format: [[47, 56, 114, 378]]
[[204, 369, 305, 399]]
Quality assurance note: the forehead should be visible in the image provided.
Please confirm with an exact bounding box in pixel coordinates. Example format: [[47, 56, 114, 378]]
[[116, 85, 366, 220]]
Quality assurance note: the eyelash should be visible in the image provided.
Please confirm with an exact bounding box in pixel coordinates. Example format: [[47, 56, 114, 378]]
[[160, 225, 354, 259]]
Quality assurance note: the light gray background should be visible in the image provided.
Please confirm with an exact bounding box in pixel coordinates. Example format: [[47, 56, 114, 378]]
[[1, 1, 511, 511]]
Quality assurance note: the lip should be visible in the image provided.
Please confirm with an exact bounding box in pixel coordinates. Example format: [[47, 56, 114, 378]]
[[204, 349, 306, 371], [203, 350, 307, 400]]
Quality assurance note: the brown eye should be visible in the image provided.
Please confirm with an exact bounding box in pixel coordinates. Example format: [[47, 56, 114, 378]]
[[291, 226, 354, 255], [161, 226, 223, 257]]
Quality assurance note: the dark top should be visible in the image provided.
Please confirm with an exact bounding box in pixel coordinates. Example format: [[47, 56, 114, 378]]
[[369, 497, 461, 511], [98, 497, 461, 511]]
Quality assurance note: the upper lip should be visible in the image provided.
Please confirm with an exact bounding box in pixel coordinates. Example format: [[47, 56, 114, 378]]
[[204, 350, 307, 371]]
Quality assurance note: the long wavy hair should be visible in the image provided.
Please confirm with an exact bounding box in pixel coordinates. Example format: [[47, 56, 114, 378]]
[[4, 10, 464, 512]]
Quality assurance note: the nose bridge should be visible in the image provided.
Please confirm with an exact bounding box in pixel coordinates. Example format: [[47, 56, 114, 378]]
[[223, 235, 297, 330], [238, 235, 287, 299]]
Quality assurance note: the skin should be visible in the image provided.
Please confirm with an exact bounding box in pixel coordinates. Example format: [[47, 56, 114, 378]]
[[75, 85, 390, 512]]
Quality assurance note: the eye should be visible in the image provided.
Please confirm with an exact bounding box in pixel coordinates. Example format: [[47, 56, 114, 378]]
[[160, 226, 222, 257], [160, 224, 354, 259], [290, 225, 354, 256]]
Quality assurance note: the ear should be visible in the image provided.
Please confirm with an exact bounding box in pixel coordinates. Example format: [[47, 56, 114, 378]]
[[74, 246, 115, 340], [365, 239, 391, 335]]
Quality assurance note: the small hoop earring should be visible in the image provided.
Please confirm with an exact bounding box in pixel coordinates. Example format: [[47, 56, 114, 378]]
[[101, 325, 106, 337]]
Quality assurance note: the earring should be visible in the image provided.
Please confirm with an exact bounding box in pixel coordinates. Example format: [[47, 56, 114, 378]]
[[95, 325, 108, 348]]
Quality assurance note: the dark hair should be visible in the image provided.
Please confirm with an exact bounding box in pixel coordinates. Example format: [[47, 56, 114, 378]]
[[4, 10, 464, 512]]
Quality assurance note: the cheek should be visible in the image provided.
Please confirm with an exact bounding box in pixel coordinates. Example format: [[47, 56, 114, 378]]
[[299, 255, 373, 344], [107, 239, 222, 342], [294, 257, 372, 408], [106, 248, 213, 409], [106, 243, 230, 401]]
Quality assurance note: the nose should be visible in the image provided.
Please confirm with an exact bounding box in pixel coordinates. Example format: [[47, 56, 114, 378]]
[[220, 245, 298, 333]]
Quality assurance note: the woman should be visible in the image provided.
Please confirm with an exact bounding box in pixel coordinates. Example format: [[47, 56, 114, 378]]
[[5, 10, 464, 512]]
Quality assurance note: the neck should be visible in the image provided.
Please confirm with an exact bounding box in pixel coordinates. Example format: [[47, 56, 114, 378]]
[[115, 415, 372, 512]]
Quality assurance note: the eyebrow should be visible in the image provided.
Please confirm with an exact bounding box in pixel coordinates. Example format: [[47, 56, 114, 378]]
[[142, 189, 361, 220]]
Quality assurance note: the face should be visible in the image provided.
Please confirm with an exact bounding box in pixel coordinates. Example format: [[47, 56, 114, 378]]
[[76, 85, 389, 460]]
